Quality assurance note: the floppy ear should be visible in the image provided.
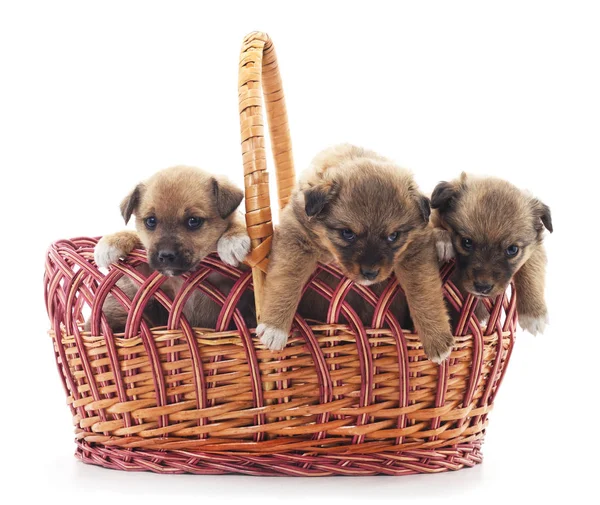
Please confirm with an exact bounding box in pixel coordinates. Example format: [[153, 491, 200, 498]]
[[120, 184, 143, 224], [212, 178, 243, 218], [430, 181, 457, 212], [417, 195, 431, 223], [304, 182, 338, 217], [532, 199, 553, 233]]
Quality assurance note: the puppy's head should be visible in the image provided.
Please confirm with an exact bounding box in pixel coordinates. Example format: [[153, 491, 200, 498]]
[[300, 159, 430, 286], [431, 173, 552, 297], [121, 166, 243, 276]]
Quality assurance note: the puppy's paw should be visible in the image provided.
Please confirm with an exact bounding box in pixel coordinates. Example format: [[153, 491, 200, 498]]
[[217, 233, 251, 266], [94, 237, 126, 268], [474, 303, 490, 326], [434, 229, 455, 262], [256, 323, 289, 351], [423, 333, 455, 364], [519, 312, 549, 335]]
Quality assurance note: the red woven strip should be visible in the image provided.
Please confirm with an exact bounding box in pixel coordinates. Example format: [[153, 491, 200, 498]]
[[294, 316, 334, 441], [470, 292, 507, 428], [443, 278, 486, 433], [66, 269, 109, 431], [215, 270, 253, 331], [487, 285, 517, 408], [122, 272, 171, 429], [167, 267, 213, 408], [47, 243, 98, 425], [325, 278, 370, 444], [75, 440, 483, 476], [370, 278, 410, 446]]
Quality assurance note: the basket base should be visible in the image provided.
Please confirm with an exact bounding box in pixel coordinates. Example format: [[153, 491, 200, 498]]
[[75, 440, 483, 476]]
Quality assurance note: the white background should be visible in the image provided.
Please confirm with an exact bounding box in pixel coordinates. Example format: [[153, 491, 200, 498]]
[[1, 1, 598, 503]]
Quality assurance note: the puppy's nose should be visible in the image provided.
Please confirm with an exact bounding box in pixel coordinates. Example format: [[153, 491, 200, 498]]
[[157, 250, 178, 265], [473, 282, 493, 295], [361, 267, 379, 281]]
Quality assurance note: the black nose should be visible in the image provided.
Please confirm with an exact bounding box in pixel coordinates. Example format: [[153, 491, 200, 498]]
[[473, 282, 493, 295], [361, 267, 379, 281], [157, 250, 178, 265]]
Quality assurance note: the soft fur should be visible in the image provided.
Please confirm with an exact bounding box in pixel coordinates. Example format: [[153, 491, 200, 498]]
[[431, 172, 552, 334], [87, 165, 253, 332], [257, 144, 454, 363]]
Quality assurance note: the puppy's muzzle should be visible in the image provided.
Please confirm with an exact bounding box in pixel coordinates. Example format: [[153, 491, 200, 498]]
[[150, 247, 193, 275], [360, 267, 380, 281], [473, 281, 494, 296], [158, 249, 178, 265]]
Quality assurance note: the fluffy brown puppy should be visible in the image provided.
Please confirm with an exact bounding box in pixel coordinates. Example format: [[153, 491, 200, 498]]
[[257, 144, 454, 363], [431, 172, 552, 334], [90, 165, 253, 331]]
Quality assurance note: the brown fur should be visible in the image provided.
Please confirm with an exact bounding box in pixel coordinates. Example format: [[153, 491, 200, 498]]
[[258, 145, 453, 363], [87, 165, 254, 332], [431, 172, 552, 334]]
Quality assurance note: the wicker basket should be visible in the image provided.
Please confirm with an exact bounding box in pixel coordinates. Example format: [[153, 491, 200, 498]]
[[44, 32, 516, 476]]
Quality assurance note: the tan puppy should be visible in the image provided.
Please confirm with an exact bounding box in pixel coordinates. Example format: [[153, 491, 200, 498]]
[[90, 165, 253, 331], [431, 173, 552, 334], [257, 144, 454, 363]]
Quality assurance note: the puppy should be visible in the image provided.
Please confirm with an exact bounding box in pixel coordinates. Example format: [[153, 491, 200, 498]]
[[88, 165, 253, 332], [431, 173, 552, 334], [257, 144, 454, 363]]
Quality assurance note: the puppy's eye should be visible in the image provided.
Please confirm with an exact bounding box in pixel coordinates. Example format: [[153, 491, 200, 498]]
[[506, 245, 519, 256], [145, 216, 157, 230], [341, 229, 356, 242], [461, 237, 473, 250], [187, 217, 204, 230], [387, 231, 399, 243]]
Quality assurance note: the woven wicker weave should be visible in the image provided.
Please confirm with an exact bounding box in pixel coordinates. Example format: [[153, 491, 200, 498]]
[[44, 32, 516, 476]]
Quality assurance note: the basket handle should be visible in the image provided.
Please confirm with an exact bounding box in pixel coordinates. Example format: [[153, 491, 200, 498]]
[[239, 32, 295, 320]]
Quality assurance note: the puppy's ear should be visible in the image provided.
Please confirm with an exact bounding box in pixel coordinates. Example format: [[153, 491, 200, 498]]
[[532, 199, 553, 233], [212, 178, 243, 218], [431, 181, 457, 212], [120, 184, 144, 224], [417, 195, 431, 223], [304, 181, 338, 217]]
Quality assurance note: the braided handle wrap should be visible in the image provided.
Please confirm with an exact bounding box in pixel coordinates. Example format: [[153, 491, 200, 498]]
[[239, 32, 295, 318]]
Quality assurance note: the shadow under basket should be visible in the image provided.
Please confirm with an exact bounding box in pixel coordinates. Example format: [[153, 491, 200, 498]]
[[43, 32, 517, 476]]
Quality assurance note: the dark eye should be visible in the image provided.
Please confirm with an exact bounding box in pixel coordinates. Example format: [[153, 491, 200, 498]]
[[187, 217, 204, 230], [387, 231, 399, 243], [341, 229, 356, 242], [461, 237, 473, 250], [145, 216, 157, 230], [506, 245, 519, 256]]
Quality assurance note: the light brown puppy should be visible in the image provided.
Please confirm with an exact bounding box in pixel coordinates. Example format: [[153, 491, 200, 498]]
[[431, 173, 552, 334], [90, 165, 253, 332], [257, 144, 454, 363]]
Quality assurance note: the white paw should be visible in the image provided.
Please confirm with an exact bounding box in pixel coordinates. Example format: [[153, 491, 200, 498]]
[[436, 236, 455, 262], [519, 313, 549, 335], [423, 334, 455, 364], [94, 238, 126, 268], [429, 346, 453, 365], [256, 323, 289, 351], [217, 233, 251, 266]]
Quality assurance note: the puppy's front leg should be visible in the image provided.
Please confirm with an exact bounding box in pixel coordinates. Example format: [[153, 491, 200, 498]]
[[514, 245, 548, 335], [256, 230, 318, 351], [95, 230, 143, 267], [216, 211, 251, 266], [395, 234, 454, 364]]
